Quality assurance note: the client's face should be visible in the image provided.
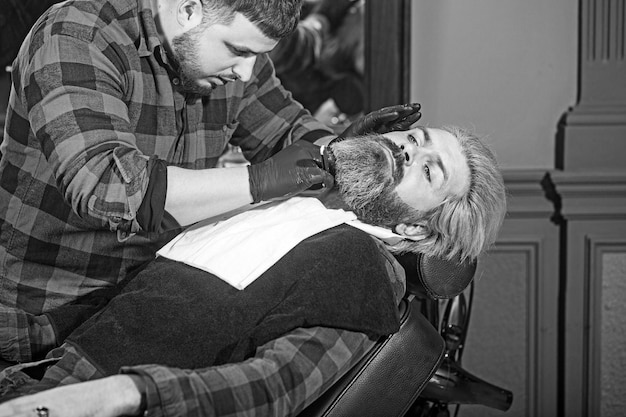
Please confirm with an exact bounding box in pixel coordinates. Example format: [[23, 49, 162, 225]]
[[330, 127, 470, 227]]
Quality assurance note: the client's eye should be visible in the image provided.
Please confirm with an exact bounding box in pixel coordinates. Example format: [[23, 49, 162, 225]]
[[408, 134, 418, 145], [424, 165, 431, 181]]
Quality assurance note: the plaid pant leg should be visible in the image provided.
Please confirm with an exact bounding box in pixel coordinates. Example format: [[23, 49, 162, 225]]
[[0, 304, 57, 362], [27, 344, 104, 394]]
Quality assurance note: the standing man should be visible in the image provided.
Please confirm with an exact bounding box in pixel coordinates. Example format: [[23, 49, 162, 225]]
[[0, 0, 420, 363]]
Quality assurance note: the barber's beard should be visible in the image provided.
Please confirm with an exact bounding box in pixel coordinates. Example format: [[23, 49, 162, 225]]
[[171, 28, 215, 96], [330, 136, 422, 228]]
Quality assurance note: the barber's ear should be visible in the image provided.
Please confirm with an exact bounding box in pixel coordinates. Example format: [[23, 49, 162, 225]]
[[394, 223, 429, 241], [177, 0, 203, 28]]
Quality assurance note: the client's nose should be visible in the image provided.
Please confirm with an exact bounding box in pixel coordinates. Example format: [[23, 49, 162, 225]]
[[399, 142, 422, 165]]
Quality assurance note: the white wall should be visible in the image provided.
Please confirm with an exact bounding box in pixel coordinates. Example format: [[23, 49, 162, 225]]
[[410, 0, 579, 170]]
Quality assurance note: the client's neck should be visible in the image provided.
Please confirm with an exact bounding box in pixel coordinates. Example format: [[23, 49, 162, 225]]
[[316, 189, 351, 211]]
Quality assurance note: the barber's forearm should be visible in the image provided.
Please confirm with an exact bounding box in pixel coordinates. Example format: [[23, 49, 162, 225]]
[[165, 166, 253, 226]]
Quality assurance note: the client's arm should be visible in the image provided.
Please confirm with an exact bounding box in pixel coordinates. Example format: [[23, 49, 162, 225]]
[[0, 375, 141, 417], [123, 326, 375, 417], [0, 327, 375, 417]]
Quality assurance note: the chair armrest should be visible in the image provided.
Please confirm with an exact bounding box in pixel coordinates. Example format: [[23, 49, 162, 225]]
[[299, 295, 445, 417]]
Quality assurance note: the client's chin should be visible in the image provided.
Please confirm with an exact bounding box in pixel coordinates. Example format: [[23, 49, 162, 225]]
[[325, 136, 421, 228]]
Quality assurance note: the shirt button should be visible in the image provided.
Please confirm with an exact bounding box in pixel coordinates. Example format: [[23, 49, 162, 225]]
[[172, 78, 180, 85]]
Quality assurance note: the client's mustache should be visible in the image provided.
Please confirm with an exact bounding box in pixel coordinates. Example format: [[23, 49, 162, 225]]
[[385, 139, 406, 185], [330, 136, 405, 184]]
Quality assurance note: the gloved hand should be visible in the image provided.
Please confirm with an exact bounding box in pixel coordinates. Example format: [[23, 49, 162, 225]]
[[338, 102, 422, 139], [248, 141, 334, 203], [312, 0, 359, 31]]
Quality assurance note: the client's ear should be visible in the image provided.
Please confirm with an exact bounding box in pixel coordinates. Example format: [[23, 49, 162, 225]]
[[394, 223, 429, 241]]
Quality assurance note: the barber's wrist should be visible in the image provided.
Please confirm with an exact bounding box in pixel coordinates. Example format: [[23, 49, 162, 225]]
[[247, 164, 264, 204]]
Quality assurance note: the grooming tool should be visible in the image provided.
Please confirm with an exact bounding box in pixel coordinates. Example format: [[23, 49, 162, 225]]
[[320, 145, 336, 177]]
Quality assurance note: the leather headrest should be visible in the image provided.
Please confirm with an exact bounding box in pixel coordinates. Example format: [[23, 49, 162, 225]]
[[395, 253, 477, 299]]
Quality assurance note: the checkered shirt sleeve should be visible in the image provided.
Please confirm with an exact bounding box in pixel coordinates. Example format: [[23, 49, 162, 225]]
[[122, 326, 375, 417]]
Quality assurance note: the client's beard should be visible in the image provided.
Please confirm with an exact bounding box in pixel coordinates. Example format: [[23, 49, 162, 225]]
[[330, 136, 423, 228]]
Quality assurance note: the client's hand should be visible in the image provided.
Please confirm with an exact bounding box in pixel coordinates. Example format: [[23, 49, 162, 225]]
[[248, 141, 334, 203], [338, 103, 422, 139], [0, 375, 140, 417]]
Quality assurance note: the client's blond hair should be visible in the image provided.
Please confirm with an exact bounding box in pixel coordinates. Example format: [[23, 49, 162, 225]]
[[387, 126, 507, 262]]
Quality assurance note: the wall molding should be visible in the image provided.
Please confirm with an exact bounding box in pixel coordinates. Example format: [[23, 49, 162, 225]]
[[557, 0, 626, 170], [586, 238, 626, 416], [551, 171, 626, 220], [578, 0, 626, 105], [487, 240, 541, 416], [502, 169, 556, 220], [486, 169, 563, 417]]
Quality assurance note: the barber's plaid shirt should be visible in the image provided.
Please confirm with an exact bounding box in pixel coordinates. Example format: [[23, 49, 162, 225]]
[[0, 0, 332, 361]]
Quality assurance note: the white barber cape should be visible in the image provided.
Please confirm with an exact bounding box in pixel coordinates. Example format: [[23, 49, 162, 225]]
[[156, 197, 408, 289]]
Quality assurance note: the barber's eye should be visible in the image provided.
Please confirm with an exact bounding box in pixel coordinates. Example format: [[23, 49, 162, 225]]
[[424, 165, 431, 181]]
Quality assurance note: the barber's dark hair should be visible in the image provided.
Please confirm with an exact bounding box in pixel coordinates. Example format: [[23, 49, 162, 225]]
[[200, 0, 303, 40]]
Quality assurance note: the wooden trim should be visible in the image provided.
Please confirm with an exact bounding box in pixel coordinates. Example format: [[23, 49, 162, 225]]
[[364, 0, 411, 112], [563, 228, 626, 417], [586, 239, 626, 416], [558, 0, 626, 170], [486, 170, 561, 416], [502, 169, 558, 219], [551, 171, 626, 220], [578, 0, 626, 105], [487, 240, 541, 416], [494, 217, 561, 417]]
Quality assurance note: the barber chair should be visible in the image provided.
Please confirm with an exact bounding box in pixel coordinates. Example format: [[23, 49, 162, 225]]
[[0, 253, 513, 416], [300, 253, 513, 417]]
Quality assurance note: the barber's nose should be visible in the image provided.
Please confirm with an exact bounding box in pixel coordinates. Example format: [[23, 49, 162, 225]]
[[232, 56, 257, 82]]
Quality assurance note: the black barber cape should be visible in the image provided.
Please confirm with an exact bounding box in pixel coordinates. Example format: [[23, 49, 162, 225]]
[[66, 224, 401, 375]]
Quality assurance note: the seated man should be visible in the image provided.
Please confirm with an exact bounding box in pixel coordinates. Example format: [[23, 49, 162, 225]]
[[0, 125, 506, 417]]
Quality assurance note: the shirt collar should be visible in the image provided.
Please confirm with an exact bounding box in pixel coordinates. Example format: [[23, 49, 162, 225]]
[[136, 0, 167, 60], [344, 219, 409, 246]]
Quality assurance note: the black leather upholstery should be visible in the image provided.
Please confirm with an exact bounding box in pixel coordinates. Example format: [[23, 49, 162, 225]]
[[298, 295, 445, 417], [396, 253, 477, 300]]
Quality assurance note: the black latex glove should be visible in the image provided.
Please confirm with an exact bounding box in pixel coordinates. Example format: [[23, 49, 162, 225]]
[[312, 0, 358, 31], [338, 102, 422, 139], [319, 103, 422, 176], [248, 141, 334, 203]]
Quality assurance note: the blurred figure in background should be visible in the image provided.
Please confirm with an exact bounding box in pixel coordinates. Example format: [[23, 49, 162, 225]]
[[270, 0, 365, 133], [0, 0, 63, 69]]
